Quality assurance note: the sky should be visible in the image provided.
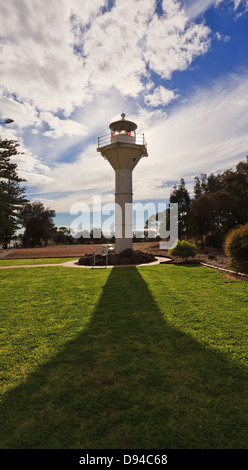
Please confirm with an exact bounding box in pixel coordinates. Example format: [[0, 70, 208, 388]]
[[1, 0, 248, 229]]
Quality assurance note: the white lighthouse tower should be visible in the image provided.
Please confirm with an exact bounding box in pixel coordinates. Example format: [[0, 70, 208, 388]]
[[97, 113, 148, 253]]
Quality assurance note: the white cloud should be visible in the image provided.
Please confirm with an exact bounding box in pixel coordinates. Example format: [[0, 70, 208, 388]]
[[0, 0, 90, 115], [29, 143, 115, 212], [233, 0, 243, 9], [131, 106, 167, 132], [0, 0, 211, 117], [144, 86, 177, 107], [184, 0, 217, 19], [81, 0, 156, 97], [13, 148, 54, 188], [1, 0, 248, 215], [216, 32, 230, 42], [0, 96, 39, 129], [133, 74, 248, 201], [145, 4, 211, 79], [184, 0, 248, 19], [233, 0, 248, 17], [70, 0, 107, 24], [40, 112, 87, 139]]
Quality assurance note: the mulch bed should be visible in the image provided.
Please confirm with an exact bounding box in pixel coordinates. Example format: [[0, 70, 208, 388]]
[[78, 248, 156, 266]]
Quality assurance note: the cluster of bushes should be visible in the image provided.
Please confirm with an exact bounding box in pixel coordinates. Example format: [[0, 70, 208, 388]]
[[224, 223, 248, 273], [163, 156, 248, 273], [169, 240, 198, 261], [168, 224, 248, 274]]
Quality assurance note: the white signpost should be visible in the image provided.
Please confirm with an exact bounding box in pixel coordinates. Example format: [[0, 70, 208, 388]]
[[93, 246, 109, 267]]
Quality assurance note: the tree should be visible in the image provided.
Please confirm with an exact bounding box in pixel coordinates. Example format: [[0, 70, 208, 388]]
[[53, 226, 73, 245], [189, 190, 238, 248], [20, 202, 56, 247], [169, 178, 190, 240], [194, 172, 224, 199], [144, 212, 160, 239], [222, 156, 248, 225], [188, 194, 213, 248], [190, 158, 248, 248], [0, 138, 27, 246], [208, 190, 238, 239], [194, 173, 207, 199]]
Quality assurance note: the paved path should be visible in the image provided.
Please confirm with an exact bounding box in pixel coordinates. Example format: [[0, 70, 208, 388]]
[[62, 257, 170, 268], [0, 257, 171, 269], [0, 249, 16, 259]]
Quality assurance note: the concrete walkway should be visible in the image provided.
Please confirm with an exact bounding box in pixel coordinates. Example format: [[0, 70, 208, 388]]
[[62, 257, 170, 268], [0, 257, 171, 269]]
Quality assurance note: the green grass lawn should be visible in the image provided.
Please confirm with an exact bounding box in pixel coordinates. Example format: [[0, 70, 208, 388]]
[[0, 264, 248, 449]]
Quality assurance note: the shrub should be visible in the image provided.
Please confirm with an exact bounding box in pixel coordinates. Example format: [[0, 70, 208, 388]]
[[169, 240, 198, 260], [224, 223, 248, 273]]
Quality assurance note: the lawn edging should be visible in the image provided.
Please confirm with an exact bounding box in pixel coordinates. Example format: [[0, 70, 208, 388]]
[[200, 262, 248, 278]]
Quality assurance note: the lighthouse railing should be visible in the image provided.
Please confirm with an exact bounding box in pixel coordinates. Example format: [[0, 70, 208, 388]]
[[97, 134, 110, 147], [135, 133, 146, 146], [98, 133, 146, 148]]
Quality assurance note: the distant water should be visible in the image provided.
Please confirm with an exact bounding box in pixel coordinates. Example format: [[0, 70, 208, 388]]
[[53, 213, 77, 229], [53, 211, 102, 231], [54, 200, 169, 233]]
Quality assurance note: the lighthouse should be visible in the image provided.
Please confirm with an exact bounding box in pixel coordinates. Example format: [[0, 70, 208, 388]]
[[97, 113, 148, 253]]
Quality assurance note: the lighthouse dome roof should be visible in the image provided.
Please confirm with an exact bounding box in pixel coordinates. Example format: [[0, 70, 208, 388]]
[[109, 113, 137, 132]]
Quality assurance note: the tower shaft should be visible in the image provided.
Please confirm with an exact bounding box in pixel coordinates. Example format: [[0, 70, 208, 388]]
[[115, 169, 133, 253]]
